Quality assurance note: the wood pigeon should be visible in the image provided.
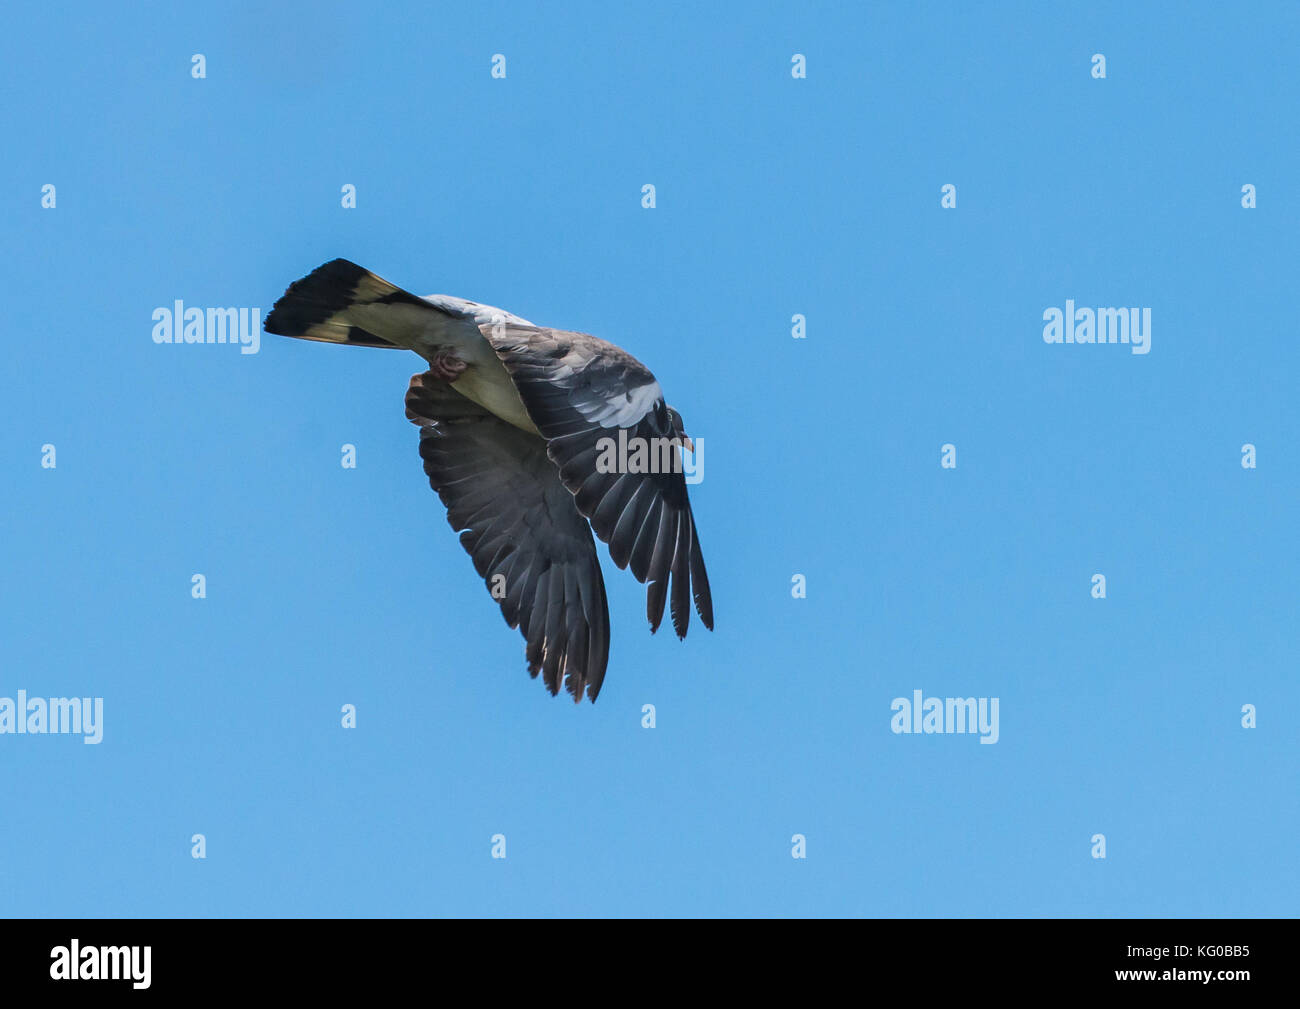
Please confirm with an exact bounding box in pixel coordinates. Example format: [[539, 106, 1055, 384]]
[[264, 259, 713, 702]]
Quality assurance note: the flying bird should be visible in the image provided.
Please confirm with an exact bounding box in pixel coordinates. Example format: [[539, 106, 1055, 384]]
[[264, 260, 713, 702]]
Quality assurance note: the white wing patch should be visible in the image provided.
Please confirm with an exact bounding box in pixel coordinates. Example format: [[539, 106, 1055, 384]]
[[576, 380, 663, 428]]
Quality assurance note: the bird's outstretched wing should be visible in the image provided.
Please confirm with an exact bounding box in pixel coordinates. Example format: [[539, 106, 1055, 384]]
[[477, 323, 713, 638], [406, 372, 611, 702]]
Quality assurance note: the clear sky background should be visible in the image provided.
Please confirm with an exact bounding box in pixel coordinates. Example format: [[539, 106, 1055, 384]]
[[1, 1, 1296, 917]]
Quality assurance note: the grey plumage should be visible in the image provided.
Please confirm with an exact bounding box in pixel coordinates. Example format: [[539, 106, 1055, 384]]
[[405, 375, 611, 700], [264, 259, 713, 702]]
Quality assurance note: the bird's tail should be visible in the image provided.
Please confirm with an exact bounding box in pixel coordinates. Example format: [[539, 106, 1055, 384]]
[[264, 258, 434, 350]]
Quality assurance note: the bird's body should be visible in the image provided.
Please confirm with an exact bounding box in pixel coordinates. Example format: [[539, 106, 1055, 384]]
[[264, 259, 713, 702], [391, 293, 542, 434]]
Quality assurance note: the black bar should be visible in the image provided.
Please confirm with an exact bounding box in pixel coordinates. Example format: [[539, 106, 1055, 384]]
[[0, 919, 1281, 994]]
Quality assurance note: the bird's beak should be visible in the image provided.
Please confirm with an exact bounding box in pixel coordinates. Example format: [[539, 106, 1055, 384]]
[[681, 434, 695, 454]]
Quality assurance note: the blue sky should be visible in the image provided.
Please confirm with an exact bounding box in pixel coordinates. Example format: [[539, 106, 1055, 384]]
[[1, 1, 1296, 917]]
